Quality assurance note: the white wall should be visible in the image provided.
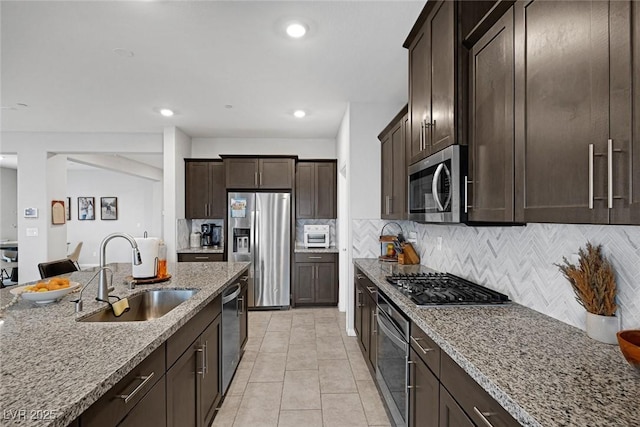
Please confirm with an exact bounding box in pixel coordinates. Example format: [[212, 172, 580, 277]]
[[163, 127, 192, 262], [67, 169, 162, 267], [0, 167, 18, 240], [192, 138, 336, 159]]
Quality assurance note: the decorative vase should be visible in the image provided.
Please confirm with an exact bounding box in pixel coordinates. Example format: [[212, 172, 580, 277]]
[[585, 312, 620, 345]]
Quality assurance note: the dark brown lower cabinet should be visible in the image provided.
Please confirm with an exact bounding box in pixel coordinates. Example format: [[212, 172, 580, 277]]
[[177, 253, 224, 262], [119, 376, 167, 427], [353, 268, 377, 373], [293, 253, 338, 306], [439, 386, 474, 427], [409, 348, 439, 427], [166, 344, 198, 427], [240, 282, 248, 349], [199, 316, 221, 427]]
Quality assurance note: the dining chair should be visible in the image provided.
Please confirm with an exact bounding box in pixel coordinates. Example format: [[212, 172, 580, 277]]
[[37, 259, 78, 279], [66, 242, 83, 270]]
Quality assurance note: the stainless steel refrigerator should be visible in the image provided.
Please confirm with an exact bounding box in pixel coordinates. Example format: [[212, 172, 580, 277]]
[[227, 192, 291, 308]]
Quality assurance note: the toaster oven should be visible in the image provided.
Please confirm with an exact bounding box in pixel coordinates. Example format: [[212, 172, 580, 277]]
[[303, 225, 330, 248]]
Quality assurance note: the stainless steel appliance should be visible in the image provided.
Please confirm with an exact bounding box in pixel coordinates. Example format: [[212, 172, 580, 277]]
[[201, 223, 221, 247], [385, 272, 510, 306], [303, 224, 330, 248], [408, 145, 467, 223], [376, 291, 410, 427], [227, 192, 291, 308], [221, 281, 243, 394]]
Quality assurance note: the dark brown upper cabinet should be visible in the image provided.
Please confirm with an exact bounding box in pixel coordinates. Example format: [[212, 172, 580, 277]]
[[406, 0, 456, 165], [513, 0, 640, 225], [185, 160, 225, 219], [296, 161, 337, 219], [223, 157, 295, 190], [467, 7, 515, 222], [379, 106, 409, 220]]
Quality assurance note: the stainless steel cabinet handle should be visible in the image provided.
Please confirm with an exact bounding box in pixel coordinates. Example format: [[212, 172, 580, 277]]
[[407, 360, 416, 390], [254, 172, 258, 187], [308, 256, 322, 259], [240, 275, 249, 282], [356, 274, 364, 280], [608, 139, 613, 209], [204, 340, 208, 375], [259, 172, 262, 186], [196, 345, 205, 377], [372, 311, 377, 334], [194, 256, 209, 260], [464, 175, 470, 213], [356, 289, 364, 307], [385, 196, 390, 215], [366, 286, 377, 295], [589, 144, 594, 209], [238, 296, 244, 315], [410, 336, 434, 354], [419, 121, 424, 151], [117, 372, 155, 404], [473, 407, 497, 427]]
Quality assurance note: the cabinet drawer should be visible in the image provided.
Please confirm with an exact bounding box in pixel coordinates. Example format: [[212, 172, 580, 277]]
[[440, 352, 520, 427], [81, 344, 165, 427], [178, 253, 223, 262], [166, 295, 221, 368], [294, 253, 336, 263], [409, 322, 441, 377]]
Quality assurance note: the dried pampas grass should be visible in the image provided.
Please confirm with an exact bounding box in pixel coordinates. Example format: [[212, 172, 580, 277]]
[[556, 242, 617, 316]]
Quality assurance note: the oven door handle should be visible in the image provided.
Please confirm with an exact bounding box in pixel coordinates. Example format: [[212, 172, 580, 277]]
[[376, 310, 408, 352]]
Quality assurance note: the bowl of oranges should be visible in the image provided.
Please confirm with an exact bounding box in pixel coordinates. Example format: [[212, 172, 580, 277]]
[[10, 277, 80, 304]]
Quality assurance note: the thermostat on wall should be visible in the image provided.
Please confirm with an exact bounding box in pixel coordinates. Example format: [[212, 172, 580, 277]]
[[24, 207, 38, 218]]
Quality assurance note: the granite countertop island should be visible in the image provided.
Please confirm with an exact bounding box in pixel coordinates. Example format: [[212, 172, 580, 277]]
[[0, 261, 249, 427], [294, 244, 339, 253], [354, 258, 639, 427]]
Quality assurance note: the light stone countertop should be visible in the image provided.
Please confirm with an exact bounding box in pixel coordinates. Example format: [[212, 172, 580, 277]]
[[294, 244, 339, 253], [177, 246, 224, 254], [0, 261, 250, 427], [353, 258, 640, 427]]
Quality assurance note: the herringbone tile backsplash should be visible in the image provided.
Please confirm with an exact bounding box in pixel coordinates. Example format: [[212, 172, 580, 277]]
[[352, 220, 640, 330]]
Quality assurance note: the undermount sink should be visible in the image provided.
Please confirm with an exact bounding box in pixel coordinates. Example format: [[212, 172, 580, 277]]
[[79, 289, 198, 322]]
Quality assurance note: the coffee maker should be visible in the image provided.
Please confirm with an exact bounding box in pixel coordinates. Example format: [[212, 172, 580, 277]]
[[201, 223, 221, 247]]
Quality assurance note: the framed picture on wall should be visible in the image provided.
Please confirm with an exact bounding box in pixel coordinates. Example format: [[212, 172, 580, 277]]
[[101, 197, 118, 220], [66, 197, 71, 221], [78, 197, 95, 220], [51, 200, 65, 225]]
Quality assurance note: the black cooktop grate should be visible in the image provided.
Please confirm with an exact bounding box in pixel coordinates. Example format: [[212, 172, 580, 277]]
[[385, 272, 509, 306]]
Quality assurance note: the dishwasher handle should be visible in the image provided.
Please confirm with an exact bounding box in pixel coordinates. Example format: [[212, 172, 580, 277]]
[[222, 283, 241, 305]]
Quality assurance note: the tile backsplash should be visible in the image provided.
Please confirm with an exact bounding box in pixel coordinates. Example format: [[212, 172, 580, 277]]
[[352, 219, 640, 331]]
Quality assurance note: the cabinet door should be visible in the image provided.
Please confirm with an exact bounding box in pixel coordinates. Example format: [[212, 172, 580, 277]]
[[186, 162, 210, 219], [610, 1, 640, 224], [428, 0, 456, 155], [225, 158, 259, 189], [439, 386, 474, 427], [409, 24, 431, 164], [354, 280, 363, 339], [240, 283, 248, 349], [294, 263, 315, 304], [514, 0, 609, 223], [409, 349, 439, 427], [259, 158, 294, 189], [315, 262, 337, 304], [468, 7, 515, 222], [391, 120, 406, 218], [368, 299, 377, 368], [118, 376, 167, 427], [296, 162, 315, 219], [200, 316, 221, 427], [166, 343, 198, 427], [315, 162, 337, 218], [381, 132, 394, 219], [209, 162, 226, 218]]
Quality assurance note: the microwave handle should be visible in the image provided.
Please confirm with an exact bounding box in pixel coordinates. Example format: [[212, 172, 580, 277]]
[[431, 163, 452, 212]]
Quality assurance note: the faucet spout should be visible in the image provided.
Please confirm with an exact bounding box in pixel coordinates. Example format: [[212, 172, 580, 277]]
[[97, 232, 142, 301]]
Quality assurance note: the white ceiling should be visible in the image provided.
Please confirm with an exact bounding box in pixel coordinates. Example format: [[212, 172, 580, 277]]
[[1, 0, 424, 139]]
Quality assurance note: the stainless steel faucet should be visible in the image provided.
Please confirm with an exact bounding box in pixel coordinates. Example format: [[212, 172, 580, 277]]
[[97, 232, 142, 301]]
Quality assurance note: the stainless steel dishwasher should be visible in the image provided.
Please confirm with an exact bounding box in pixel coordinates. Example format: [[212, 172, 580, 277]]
[[221, 282, 242, 394]]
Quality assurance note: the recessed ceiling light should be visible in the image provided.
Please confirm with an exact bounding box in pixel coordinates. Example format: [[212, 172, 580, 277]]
[[160, 108, 174, 117], [113, 48, 134, 58], [286, 23, 307, 38], [293, 110, 306, 118]]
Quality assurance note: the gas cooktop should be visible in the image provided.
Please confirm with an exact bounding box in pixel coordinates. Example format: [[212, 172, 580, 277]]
[[385, 272, 510, 306]]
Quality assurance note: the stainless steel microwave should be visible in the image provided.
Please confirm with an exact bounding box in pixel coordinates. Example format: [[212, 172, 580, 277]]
[[407, 145, 467, 223]]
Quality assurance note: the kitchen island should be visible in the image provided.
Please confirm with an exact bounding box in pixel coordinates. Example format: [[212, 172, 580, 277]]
[[0, 261, 249, 427], [354, 258, 639, 427]]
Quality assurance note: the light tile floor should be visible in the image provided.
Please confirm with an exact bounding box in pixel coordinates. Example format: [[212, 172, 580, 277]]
[[212, 307, 391, 427]]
